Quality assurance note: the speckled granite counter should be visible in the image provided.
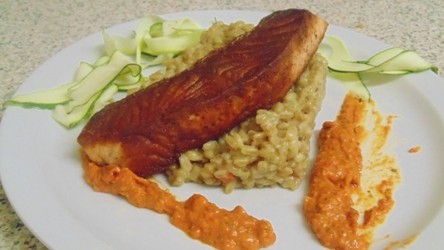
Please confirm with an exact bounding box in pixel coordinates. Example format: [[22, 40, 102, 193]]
[[0, 0, 442, 249]]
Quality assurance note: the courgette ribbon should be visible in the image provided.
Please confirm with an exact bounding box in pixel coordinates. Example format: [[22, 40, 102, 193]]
[[319, 36, 438, 101]]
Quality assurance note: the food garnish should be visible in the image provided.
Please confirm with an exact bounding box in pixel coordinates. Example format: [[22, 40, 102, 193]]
[[6, 15, 203, 128], [319, 36, 438, 100], [103, 15, 203, 64]]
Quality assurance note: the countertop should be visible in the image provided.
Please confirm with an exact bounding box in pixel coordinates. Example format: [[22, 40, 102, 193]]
[[0, 0, 443, 249]]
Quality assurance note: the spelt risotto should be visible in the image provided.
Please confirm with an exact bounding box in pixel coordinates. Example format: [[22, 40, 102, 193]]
[[141, 20, 328, 193]]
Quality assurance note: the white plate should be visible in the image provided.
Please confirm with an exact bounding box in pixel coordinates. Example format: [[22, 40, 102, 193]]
[[1, 10, 443, 250]]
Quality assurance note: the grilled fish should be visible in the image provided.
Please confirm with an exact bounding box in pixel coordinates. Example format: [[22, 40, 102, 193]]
[[78, 9, 328, 177]]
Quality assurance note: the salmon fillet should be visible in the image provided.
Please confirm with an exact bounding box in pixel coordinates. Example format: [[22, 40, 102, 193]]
[[78, 9, 328, 177]]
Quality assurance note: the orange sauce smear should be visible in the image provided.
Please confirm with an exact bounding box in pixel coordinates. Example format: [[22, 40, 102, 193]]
[[304, 94, 400, 250], [82, 156, 276, 250], [408, 146, 421, 153], [384, 234, 418, 250]]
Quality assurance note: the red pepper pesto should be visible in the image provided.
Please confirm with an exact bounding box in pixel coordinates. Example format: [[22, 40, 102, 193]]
[[304, 93, 400, 250], [82, 155, 276, 250]]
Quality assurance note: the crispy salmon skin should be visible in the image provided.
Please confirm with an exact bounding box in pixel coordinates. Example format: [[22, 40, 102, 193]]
[[78, 9, 328, 177]]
